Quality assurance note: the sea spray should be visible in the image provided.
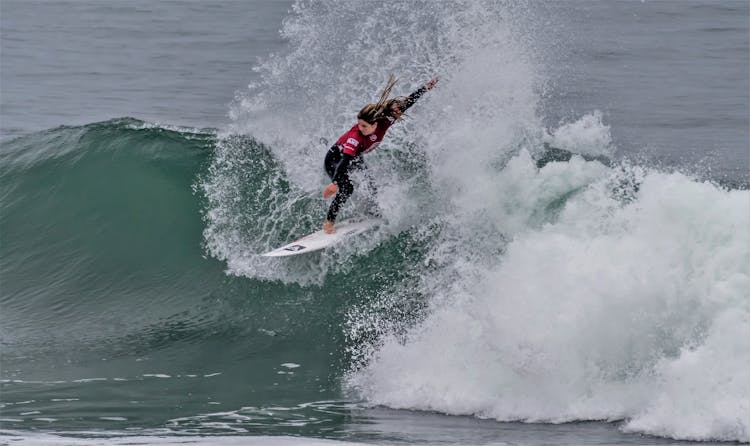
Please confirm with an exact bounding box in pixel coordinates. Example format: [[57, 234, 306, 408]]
[[204, 0, 545, 284], [545, 111, 613, 158]]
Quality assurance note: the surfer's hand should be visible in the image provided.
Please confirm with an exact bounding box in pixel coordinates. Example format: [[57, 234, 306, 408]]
[[323, 183, 338, 199], [425, 77, 439, 89]]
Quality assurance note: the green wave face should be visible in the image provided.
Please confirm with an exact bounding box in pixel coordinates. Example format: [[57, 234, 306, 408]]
[[0, 119, 431, 433]]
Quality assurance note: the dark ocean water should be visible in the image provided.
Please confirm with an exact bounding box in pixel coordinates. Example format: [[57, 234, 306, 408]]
[[1, 1, 748, 445]]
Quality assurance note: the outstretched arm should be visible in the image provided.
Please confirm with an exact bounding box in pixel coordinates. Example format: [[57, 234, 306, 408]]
[[401, 77, 439, 112]]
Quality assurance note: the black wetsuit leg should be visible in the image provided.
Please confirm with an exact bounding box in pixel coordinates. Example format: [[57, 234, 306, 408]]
[[324, 146, 359, 222], [324, 145, 342, 179]]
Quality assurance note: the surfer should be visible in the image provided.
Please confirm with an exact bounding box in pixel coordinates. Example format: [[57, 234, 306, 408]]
[[322, 75, 439, 233]]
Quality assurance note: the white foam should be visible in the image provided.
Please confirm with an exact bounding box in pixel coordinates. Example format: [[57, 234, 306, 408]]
[[546, 111, 613, 157], [623, 308, 750, 441], [281, 363, 301, 369], [347, 158, 750, 442]]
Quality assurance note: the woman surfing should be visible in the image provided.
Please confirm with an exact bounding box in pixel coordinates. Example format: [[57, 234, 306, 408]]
[[322, 75, 439, 233]]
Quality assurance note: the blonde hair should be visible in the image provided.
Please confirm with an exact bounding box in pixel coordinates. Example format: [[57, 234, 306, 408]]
[[357, 74, 398, 124]]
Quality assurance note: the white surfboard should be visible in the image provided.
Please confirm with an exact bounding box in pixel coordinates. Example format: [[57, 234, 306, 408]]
[[261, 218, 381, 257]]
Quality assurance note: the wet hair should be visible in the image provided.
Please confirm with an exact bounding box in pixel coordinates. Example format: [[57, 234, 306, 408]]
[[357, 104, 381, 124], [385, 96, 408, 113], [357, 75, 398, 124]]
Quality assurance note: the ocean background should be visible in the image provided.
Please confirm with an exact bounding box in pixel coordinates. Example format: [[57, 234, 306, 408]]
[[1, 1, 748, 445]]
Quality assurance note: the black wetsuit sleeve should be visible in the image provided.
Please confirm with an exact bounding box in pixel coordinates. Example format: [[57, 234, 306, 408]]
[[401, 86, 429, 112], [331, 153, 354, 185]]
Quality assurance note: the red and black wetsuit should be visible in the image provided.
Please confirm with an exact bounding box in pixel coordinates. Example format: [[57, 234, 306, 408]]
[[324, 85, 428, 222]]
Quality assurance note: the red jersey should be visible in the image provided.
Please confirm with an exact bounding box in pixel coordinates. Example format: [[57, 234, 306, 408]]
[[335, 117, 396, 157]]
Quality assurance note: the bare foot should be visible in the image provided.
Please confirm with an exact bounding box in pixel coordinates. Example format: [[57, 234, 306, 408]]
[[323, 220, 335, 234]]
